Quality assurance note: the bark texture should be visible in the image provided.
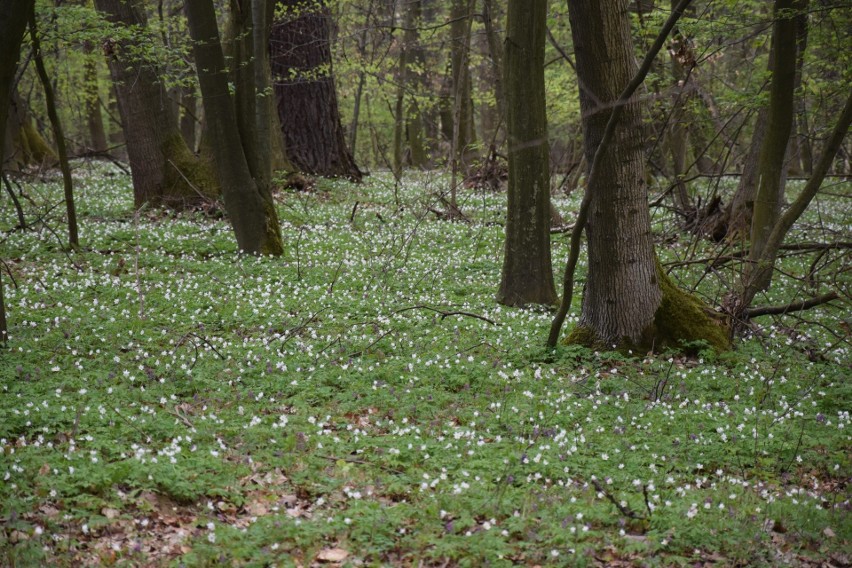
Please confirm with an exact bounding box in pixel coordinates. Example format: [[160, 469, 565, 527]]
[[29, 5, 79, 246], [569, 0, 661, 345], [0, 0, 34, 344], [497, 0, 556, 307], [186, 0, 283, 256], [271, 0, 362, 180], [95, 0, 218, 208], [747, 0, 799, 291]]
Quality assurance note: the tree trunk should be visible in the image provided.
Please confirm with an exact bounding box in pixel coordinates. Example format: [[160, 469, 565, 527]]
[[95, 0, 218, 208], [186, 0, 283, 256], [747, 0, 799, 292], [271, 0, 362, 180], [497, 0, 556, 307], [449, 0, 476, 169], [482, 0, 505, 147], [561, 0, 729, 351], [83, 42, 108, 153], [29, 5, 78, 247], [569, 0, 661, 344], [4, 88, 58, 171], [179, 85, 197, 152], [0, 0, 34, 345]]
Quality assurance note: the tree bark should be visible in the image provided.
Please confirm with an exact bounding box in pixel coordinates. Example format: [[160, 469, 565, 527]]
[[83, 42, 108, 153], [497, 0, 556, 307], [747, 0, 799, 291], [95, 0, 218, 208], [551, 0, 728, 352], [271, 0, 362, 180], [569, 0, 661, 344], [186, 0, 283, 255], [0, 0, 33, 345], [3, 88, 58, 171], [29, 4, 79, 247], [449, 0, 476, 169]]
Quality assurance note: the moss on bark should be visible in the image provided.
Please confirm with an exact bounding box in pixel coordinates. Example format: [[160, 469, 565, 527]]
[[160, 132, 220, 207], [565, 262, 731, 354]]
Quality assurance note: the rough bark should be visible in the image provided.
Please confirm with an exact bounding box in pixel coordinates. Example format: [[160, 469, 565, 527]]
[[552, 0, 728, 352], [569, 0, 661, 345], [179, 85, 197, 151], [95, 0, 218, 208], [449, 0, 476, 168], [747, 0, 799, 291], [497, 0, 556, 307], [271, 0, 362, 180], [0, 0, 33, 345], [83, 42, 108, 153], [4, 88, 58, 170], [186, 0, 283, 256], [482, 0, 505, 146]]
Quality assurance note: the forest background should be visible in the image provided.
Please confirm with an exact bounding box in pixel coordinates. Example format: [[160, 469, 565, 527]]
[[0, 0, 850, 565]]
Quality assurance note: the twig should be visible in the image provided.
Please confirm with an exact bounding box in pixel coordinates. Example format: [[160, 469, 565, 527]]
[[591, 478, 644, 520], [393, 304, 499, 325]]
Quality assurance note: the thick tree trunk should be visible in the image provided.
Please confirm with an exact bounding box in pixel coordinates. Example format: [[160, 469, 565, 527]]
[[497, 0, 556, 307], [271, 0, 362, 180], [4, 88, 57, 171], [95, 0, 218, 208], [0, 0, 34, 344], [186, 0, 283, 256], [569, 0, 661, 345], [747, 0, 799, 292], [557, 0, 729, 352]]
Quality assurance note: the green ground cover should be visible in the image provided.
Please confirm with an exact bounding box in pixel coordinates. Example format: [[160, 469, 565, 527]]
[[1, 164, 849, 566]]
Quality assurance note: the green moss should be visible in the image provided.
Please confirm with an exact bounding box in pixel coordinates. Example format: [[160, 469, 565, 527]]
[[160, 132, 220, 207], [564, 325, 605, 350], [564, 260, 731, 355], [646, 260, 731, 354], [260, 197, 284, 257]]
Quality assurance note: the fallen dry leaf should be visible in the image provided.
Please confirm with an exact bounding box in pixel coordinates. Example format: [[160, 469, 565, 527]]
[[316, 547, 349, 562], [101, 507, 119, 519], [39, 463, 51, 476]]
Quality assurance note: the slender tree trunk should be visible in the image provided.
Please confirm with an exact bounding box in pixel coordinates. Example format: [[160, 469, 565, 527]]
[[186, 0, 283, 255], [179, 85, 197, 151], [482, 0, 505, 146], [497, 0, 555, 306], [747, 0, 799, 291], [0, 0, 34, 345], [29, 5, 78, 247], [271, 0, 362, 180], [95, 0, 218, 208], [83, 42, 108, 153], [793, 2, 812, 174], [737, 90, 852, 316], [449, 0, 476, 169]]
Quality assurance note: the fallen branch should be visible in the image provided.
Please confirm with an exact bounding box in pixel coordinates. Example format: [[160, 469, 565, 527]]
[[745, 292, 840, 318], [394, 304, 499, 325], [591, 478, 645, 520]]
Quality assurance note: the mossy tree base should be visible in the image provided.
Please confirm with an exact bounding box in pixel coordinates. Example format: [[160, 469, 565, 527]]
[[566, 263, 731, 354]]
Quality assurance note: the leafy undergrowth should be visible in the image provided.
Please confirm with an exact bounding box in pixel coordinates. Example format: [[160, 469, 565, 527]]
[[1, 163, 849, 567]]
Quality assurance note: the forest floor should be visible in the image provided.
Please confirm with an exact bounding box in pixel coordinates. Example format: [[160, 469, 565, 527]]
[[0, 163, 850, 567]]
